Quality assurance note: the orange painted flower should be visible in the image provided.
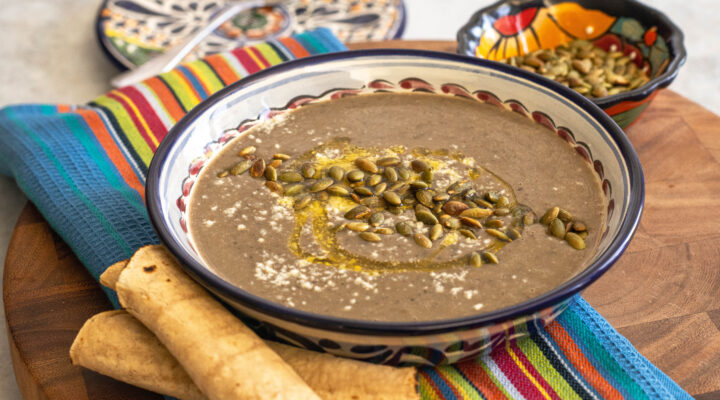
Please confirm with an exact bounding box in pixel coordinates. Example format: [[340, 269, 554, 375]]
[[475, 3, 617, 60]]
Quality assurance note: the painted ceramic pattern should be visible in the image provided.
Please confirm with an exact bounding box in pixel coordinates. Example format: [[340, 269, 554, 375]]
[[457, 0, 684, 128], [471, 2, 669, 81], [99, 0, 405, 68], [173, 78, 615, 365]]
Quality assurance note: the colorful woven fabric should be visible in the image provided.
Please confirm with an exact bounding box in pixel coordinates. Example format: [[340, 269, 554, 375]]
[[0, 28, 690, 399]]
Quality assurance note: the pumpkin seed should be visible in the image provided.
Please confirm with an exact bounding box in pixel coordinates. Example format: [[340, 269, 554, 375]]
[[397, 167, 411, 180], [540, 207, 560, 225], [329, 166, 345, 181], [217, 170, 229, 178], [459, 229, 476, 239], [444, 217, 461, 230], [300, 163, 316, 179], [523, 212, 536, 226], [460, 216, 483, 229], [308, 178, 333, 193], [442, 201, 469, 216], [433, 193, 450, 202], [494, 207, 511, 216], [395, 221, 413, 236], [279, 171, 304, 183], [369, 212, 385, 227], [359, 232, 382, 242], [558, 208, 573, 222], [411, 159, 430, 172], [413, 232, 432, 248], [460, 208, 493, 219], [507, 228, 522, 241], [264, 165, 277, 181], [284, 184, 304, 197], [373, 182, 387, 195], [355, 158, 378, 173], [316, 191, 329, 201], [347, 222, 370, 232], [269, 159, 282, 168], [273, 153, 291, 160], [367, 174, 382, 186], [250, 159, 265, 178], [409, 181, 428, 190], [375, 228, 394, 235], [420, 170, 433, 184], [345, 205, 371, 219], [486, 228, 511, 242], [482, 251, 499, 264], [416, 190, 434, 208], [566, 232, 586, 250], [347, 170, 365, 182], [469, 252, 482, 267], [294, 195, 312, 210], [230, 160, 252, 175], [430, 224, 444, 241], [361, 196, 382, 208], [354, 187, 373, 197], [416, 210, 439, 225], [484, 218, 504, 229], [384, 167, 398, 182], [377, 157, 400, 167], [265, 181, 283, 195], [382, 191, 402, 206], [549, 218, 566, 239], [401, 195, 416, 205], [350, 193, 362, 204], [573, 221, 587, 232], [495, 196, 510, 208], [578, 231, 589, 239], [326, 185, 349, 197], [238, 146, 256, 157], [485, 191, 501, 203]]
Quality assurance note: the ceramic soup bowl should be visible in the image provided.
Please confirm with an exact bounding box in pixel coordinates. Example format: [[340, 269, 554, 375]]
[[457, 0, 686, 128], [146, 50, 644, 366]]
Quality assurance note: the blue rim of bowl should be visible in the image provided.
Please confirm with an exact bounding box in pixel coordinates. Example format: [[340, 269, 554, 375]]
[[94, 0, 407, 71], [146, 49, 645, 336], [456, 0, 687, 108]]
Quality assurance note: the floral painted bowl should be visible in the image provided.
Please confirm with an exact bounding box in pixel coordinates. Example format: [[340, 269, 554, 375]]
[[457, 0, 687, 128], [146, 50, 644, 366]]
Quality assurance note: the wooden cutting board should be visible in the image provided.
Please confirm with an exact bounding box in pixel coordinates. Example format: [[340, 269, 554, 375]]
[[5, 40, 720, 399]]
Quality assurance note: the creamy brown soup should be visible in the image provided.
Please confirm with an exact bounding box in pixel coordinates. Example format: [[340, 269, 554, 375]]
[[188, 93, 605, 322]]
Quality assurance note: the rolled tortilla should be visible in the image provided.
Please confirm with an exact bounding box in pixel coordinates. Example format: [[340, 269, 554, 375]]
[[99, 259, 419, 399], [99, 260, 126, 290], [70, 310, 207, 400], [71, 311, 418, 400], [116, 245, 321, 400]]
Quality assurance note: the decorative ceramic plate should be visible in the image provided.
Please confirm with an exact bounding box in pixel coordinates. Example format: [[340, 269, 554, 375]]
[[96, 0, 406, 69]]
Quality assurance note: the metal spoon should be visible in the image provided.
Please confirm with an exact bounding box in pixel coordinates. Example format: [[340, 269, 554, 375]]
[[110, 1, 265, 88]]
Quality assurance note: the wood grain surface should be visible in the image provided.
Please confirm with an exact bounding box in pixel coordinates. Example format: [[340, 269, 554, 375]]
[[4, 41, 720, 399]]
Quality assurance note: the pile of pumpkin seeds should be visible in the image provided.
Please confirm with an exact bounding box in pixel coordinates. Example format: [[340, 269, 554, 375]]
[[217, 145, 588, 267], [501, 39, 650, 98], [539, 206, 589, 250]]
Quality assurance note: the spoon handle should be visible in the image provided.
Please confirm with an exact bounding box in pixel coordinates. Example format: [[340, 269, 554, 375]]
[[110, 1, 264, 88]]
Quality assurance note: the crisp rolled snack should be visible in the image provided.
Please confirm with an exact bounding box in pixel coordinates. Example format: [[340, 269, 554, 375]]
[[70, 310, 207, 400], [98, 258, 419, 400], [116, 245, 320, 400], [99, 260, 126, 290]]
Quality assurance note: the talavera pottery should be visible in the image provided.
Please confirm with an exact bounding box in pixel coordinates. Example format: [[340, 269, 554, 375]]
[[457, 0, 686, 128], [146, 50, 644, 366], [96, 0, 405, 69]]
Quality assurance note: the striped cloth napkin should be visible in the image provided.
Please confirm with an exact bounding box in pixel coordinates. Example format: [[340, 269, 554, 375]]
[[0, 28, 691, 399]]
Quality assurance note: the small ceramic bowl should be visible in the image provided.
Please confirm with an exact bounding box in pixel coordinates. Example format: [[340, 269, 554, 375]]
[[457, 0, 687, 128], [146, 50, 644, 366]]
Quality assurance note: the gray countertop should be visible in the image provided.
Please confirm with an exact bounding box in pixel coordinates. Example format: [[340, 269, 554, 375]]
[[0, 0, 717, 397]]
